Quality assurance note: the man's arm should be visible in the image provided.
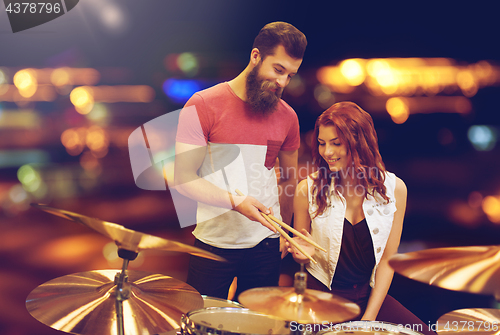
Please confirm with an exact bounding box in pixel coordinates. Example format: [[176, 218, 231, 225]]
[[174, 141, 277, 232], [277, 149, 298, 225]]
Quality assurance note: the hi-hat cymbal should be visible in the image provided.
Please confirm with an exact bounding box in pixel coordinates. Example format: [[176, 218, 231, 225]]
[[238, 286, 360, 324], [389, 245, 500, 296], [436, 308, 500, 334], [26, 269, 203, 335], [31, 203, 225, 262]]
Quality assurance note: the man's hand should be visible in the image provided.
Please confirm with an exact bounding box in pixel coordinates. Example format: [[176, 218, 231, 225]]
[[234, 195, 277, 233]]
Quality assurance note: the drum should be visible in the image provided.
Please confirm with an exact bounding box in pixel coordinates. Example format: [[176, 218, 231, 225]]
[[181, 307, 289, 335], [317, 321, 423, 335], [202, 295, 244, 309]]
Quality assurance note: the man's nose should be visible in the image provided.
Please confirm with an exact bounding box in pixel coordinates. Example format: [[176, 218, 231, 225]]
[[276, 75, 288, 88]]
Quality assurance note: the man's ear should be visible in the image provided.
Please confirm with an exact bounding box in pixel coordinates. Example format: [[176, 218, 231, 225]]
[[250, 48, 261, 66]]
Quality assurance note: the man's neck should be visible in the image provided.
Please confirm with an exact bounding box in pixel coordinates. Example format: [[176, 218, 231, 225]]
[[227, 67, 250, 101]]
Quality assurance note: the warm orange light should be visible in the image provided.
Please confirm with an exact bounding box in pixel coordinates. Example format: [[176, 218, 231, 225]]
[[13, 69, 37, 98], [80, 150, 102, 171], [86, 126, 109, 158], [457, 70, 478, 97], [482, 196, 500, 223], [339, 59, 365, 86], [61, 128, 86, 156], [88, 85, 155, 103], [70, 86, 94, 114], [386, 97, 409, 124], [51, 67, 71, 87], [316, 67, 354, 94]]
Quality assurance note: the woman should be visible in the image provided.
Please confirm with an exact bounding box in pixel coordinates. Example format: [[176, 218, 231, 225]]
[[289, 102, 433, 334]]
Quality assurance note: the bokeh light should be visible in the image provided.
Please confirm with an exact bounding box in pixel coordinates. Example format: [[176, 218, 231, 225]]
[[468, 125, 497, 151], [70, 86, 94, 114], [177, 52, 199, 77], [339, 59, 366, 86], [386, 97, 410, 124], [61, 127, 86, 156], [482, 195, 500, 223], [13, 69, 38, 98], [163, 78, 202, 103]]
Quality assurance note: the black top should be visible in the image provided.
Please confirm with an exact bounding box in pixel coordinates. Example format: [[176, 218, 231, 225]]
[[332, 218, 376, 288]]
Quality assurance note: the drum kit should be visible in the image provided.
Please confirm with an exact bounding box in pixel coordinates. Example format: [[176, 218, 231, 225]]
[[25, 204, 499, 335]]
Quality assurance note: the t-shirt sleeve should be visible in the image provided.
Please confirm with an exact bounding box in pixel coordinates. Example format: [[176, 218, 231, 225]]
[[280, 108, 300, 151], [175, 94, 209, 146]]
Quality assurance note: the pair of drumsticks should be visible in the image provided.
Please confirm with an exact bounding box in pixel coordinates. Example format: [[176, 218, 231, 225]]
[[235, 190, 325, 263]]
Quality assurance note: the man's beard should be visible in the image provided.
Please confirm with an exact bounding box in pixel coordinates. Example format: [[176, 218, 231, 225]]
[[245, 62, 284, 114]]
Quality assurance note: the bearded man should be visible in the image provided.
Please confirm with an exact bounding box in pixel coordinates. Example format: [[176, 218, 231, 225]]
[[174, 22, 307, 299]]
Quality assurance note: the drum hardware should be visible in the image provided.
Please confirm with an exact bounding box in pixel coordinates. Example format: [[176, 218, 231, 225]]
[[26, 204, 228, 335], [238, 264, 361, 333], [26, 269, 204, 335]]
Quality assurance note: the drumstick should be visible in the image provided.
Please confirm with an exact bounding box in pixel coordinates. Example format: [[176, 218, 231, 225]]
[[267, 214, 326, 253], [234, 189, 317, 264]]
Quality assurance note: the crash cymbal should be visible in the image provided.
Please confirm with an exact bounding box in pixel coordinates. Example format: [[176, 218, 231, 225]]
[[31, 203, 225, 262], [26, 269, 203, 335], [238, 286, 360, 324], [436, 308, 500, 334], [389, 245, 500, 296]]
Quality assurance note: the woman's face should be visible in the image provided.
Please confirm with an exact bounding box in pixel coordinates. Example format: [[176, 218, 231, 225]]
[[317, 124, 348, 173]]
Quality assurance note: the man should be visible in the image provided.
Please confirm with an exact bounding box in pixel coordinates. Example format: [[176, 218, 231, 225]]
[[174, 22, 307, 299]]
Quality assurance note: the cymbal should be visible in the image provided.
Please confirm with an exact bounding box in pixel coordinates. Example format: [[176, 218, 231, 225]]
[[31, 203, 225, 262], [389, 245, 500, 296], [26, 269, 204, 335], [436, 308, 500, 334], [238, 286, 360, 324]]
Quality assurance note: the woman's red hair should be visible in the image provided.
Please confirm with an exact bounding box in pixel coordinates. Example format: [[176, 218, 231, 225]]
[[310, 101, 389, 217]]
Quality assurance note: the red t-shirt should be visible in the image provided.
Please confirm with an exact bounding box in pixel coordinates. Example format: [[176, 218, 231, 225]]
[[175, 82, 300, 248]]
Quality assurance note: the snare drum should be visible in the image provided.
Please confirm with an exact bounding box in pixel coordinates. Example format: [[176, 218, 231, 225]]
[[181, 307, 289, 335], [202, 295, 244, 309], [317, 321, 423, 335]]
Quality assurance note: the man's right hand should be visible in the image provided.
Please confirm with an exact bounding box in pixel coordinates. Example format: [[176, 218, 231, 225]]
[[234, 195, 277, 233]]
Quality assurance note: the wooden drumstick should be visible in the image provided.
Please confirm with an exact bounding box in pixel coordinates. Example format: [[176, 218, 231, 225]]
[[235, 189, 317, 264]]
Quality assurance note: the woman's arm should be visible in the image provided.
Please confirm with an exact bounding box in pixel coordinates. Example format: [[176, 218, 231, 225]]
[[362, 177, 407, 320], [287, 178, 316, 263]]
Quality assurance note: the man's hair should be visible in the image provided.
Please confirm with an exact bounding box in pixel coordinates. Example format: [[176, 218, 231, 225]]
[[253, 22, 307, 60]]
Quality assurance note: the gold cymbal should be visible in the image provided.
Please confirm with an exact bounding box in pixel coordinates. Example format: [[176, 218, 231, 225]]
[[436, 308, 500, 334], [238, 286, 360, 324], [31, 203, 225, 262], [26, 269, 203, 335], [389, 245, 500, 296]]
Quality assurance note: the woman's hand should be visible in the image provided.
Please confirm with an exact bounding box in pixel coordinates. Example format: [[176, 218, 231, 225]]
[[286, 229, 316, 263]]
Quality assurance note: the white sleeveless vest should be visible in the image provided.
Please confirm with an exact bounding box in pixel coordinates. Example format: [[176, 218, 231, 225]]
[[306, 171, 397, 289]]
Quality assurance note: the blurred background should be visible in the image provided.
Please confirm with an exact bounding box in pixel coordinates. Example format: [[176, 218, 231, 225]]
[[1, 1, 499, 334]]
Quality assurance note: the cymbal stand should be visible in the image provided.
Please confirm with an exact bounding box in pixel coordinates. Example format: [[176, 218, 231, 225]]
[[290, 264, 308, 335], [114, 249, 139, 335]]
